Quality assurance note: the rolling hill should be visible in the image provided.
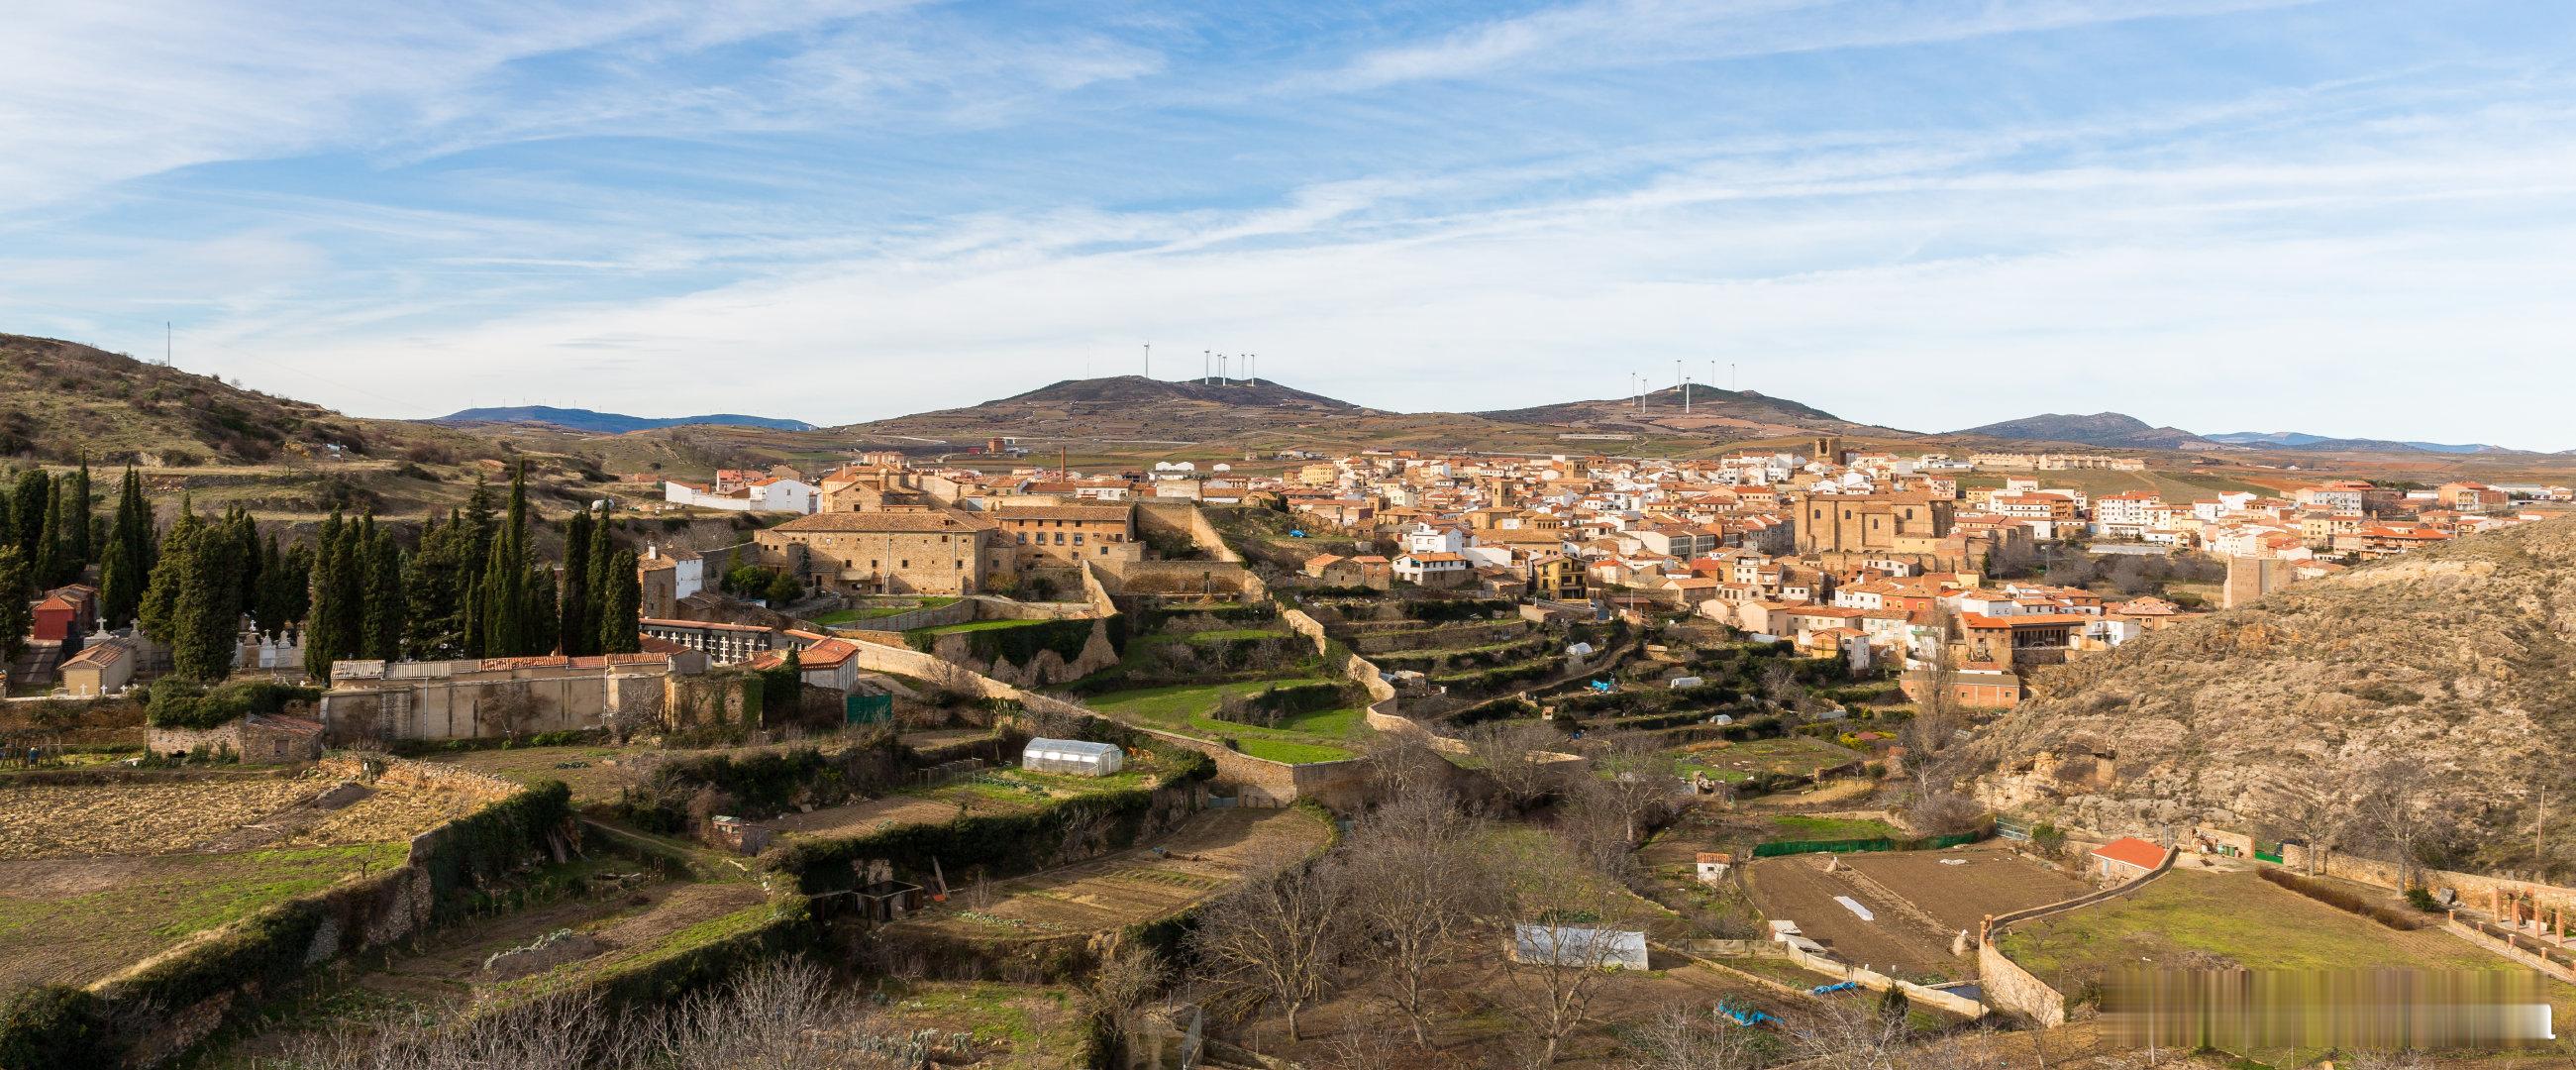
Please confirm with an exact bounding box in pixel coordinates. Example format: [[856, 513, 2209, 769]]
[[433, 406, 815, 433], [0, 333, 452, 465], [1478, 385, 1912, 440], [1950, 411, 2217, 451], [1965, 516, 2576, 876], [836, 375, 1375, 444]]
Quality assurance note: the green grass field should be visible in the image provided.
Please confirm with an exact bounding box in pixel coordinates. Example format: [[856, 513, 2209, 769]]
[[1080, 678, 1366, 764], [2003, 869, 2534, 987], [0, 842, 410, 989]]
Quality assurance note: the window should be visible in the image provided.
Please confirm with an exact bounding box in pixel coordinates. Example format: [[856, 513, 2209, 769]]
[[900, 560, 909, 569], [1072, 534, 1084, 546]]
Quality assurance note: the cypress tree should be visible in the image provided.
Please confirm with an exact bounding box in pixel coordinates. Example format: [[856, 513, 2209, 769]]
[[600, 548, 642, 654], [0, 548, 29, 668], [170, 508, 242, 682], [478, 533, 522, 656], [233, 509, 262, 616], [33, 475, 67, 587], [138, 498, 201, 643], [405, 513, 474, 660], [68, 461, 91, 568], [252, 532, 292, 636], [528, 562, 559, 654], [331, 516, 367, 658], [586, 515, 615, 625], [99, 468, 152, 629], [560, 510, 593, 657], [302, 512, 346, 679], [363, 528, 403, 660], [8, 470, 46, 563]]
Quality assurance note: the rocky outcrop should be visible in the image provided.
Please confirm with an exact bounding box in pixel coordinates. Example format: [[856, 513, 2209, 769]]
[[1965, 517, 2576, 873]]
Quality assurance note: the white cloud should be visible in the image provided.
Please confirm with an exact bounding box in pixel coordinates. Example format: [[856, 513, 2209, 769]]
[[1300, 0, 2321, 92], [205, 91, 2576, 448]]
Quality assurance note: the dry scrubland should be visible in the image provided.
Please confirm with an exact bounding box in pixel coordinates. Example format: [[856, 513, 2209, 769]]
[[0, 773, 483, 860]]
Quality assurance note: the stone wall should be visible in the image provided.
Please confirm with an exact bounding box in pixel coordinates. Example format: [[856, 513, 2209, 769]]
[[1976, 844, 2178, 1027], [1976, 939, 2067, 1026], [320, 664, 671, 744]]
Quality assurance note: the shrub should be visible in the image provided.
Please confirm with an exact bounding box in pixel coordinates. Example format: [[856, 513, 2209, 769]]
[[0, 985, 119, 1070], [2406, 887, 2441, 912], [144, 679, 321, 730]]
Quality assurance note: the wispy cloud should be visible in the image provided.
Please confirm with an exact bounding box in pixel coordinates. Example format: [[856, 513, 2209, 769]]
[[1296, 0, 2322, 92]]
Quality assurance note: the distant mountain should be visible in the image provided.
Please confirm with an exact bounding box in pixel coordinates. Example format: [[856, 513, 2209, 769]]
[[1478, 385, 1909, 439], [838, 375, 1373, 444], [2205, 431, 2504, 455], [1952, 412, 2217, 451], [432, 406, 815, 434]]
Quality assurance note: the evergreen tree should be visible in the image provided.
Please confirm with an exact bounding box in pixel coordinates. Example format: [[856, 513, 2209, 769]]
[[404, 513, 475, 659], [67, 462, 91, 568], [476, 464, 539, 656], [363, 528, 404, 660], [528, 562, 559, 654], [170, 507, 243, 682], [477, 532, 524, 656], [301, 512, 347, 679], [0, 547, 30, 668], [8, 470, 46, 564], [99, 468, 153, 629], [138, 498, 202, 643], [559, 510, 594, 657], [600, 548, 642, 654], [586, 515, 615, 626], [33, 475, 68, 587], [251, 532, 289, 636], [232, 508, 262, 616]]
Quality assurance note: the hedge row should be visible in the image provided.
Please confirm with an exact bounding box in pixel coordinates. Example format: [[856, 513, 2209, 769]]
[[616, 734, 902, 833], [143, 680, 322, 730], [769, 745, 1214, 897], [908, 618, 1100, 668]]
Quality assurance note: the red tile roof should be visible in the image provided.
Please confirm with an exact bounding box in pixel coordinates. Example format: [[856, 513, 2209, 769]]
[[2092, 836, 2166, 872]]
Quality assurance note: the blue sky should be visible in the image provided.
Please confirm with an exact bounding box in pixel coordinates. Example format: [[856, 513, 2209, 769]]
[[5, 1, 2574, 446]]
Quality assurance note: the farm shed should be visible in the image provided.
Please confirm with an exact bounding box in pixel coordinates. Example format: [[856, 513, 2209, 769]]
[[1021, 737, 1125, 777]]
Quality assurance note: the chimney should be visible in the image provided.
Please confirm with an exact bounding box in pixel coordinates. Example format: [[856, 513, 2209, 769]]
[[647, 544, 659, 560]]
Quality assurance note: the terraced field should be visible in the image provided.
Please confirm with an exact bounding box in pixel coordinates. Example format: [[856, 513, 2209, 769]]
[[893, 807, 1333, 944]]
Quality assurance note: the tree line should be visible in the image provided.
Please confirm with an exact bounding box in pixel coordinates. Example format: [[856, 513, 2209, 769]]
[[0, 462, 642, 683]]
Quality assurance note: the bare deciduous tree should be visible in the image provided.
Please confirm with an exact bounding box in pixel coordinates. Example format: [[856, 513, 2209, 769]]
[[1581, 730, 1685, 848], [1080, 942, 1171, 1059], [1621, 1004, 1771, 1070], [1490, 832, 1644, 1067], [1189, 856, 1356, 1044], [1348, 781, 1491, 1044], [1468, 720, 1569, 809]]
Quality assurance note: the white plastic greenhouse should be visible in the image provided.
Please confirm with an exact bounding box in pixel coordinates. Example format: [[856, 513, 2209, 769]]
[[1021, 737, 1125, 777]]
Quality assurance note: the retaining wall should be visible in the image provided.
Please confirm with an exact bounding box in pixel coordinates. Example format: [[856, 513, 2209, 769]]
[[1974, 845, 2178, 1027]]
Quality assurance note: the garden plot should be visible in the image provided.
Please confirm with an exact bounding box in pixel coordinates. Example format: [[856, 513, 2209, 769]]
[[894, 807, 1332, 943], [1742, 845, 2079, 983], [1677, 735, 1867, 784], [0, 773, 484, 992]]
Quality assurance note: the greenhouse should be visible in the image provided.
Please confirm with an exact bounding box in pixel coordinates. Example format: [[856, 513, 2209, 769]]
[[1021, 737, 1126, 777]]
